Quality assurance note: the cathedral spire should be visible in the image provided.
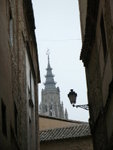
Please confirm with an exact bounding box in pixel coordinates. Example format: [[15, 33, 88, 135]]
[[44, 50, 56, 89], [40, 50, 68, 119]]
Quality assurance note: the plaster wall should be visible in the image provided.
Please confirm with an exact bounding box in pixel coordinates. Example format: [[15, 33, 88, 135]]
[[40, 137, 93, 150]]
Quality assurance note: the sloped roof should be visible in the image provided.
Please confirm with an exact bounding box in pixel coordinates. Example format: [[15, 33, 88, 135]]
[[40, 123, 91, 142]]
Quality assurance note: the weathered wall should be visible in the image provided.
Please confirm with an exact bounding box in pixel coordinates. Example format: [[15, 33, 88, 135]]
[[0, 1, 15, 149], [79, 0, 113, 149], [78, 0, 87, 41], [39, 115, 84, 130], [40, 137, 93, 150], [0, 0, 40, 150]]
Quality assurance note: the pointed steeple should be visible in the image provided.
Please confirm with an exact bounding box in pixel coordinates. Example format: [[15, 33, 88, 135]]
[[44, 50, 56, 89], [40, 50, 68, 119]]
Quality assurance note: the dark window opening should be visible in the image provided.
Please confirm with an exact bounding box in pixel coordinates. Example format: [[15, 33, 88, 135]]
[[9, 10, 13, 47], [110, 0, 113, 22], [100, 14, 107, 61], [14, 102, 18, 135], [49, 111, 52, 116], [10, 125, 15, 142], [49, 105, 52, 116], [1, 99, 7, 136], [43, 105, 47, 113], [30, 71, 32, 98]]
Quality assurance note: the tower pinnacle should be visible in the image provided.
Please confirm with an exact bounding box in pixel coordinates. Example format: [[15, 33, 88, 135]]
[[46, 49, 51, 69], [44, 50, 56, 89], [46, 49, 50, 65]]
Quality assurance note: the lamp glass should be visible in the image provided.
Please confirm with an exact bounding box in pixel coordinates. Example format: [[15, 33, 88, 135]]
[[68, 89, 77, 105]]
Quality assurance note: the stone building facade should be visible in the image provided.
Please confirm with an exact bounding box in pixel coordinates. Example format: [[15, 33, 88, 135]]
[[0, 0, 40, 150], [39, 55, 68, 119], [79, 0, 113, 149]]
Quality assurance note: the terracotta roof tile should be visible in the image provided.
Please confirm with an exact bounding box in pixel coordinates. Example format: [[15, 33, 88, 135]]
[[40, 124, 91, 142]]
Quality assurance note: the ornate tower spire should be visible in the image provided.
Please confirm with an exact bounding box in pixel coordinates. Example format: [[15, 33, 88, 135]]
[[40, 49, 68, 119], [44, 50, 56, 89]]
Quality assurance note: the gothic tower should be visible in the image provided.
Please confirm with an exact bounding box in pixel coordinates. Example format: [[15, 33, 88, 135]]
[[39, 53, 68, 119]]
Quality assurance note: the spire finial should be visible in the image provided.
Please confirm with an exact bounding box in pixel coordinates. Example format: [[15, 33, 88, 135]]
[[46, 49, 50, 65]]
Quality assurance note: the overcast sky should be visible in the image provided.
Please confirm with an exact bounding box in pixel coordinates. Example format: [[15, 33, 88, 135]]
[[32, 0, 89, 121]]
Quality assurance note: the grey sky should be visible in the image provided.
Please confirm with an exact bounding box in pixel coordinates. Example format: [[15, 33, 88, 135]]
[[32, 0, 89, 121]]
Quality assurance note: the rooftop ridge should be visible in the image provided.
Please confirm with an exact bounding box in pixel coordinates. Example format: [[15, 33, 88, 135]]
[[39, 114, 88, 124]]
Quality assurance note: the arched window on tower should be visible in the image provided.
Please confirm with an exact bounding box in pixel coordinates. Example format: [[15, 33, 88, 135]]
[[49, 104, 52, 116], [43, 105, 47, 113]]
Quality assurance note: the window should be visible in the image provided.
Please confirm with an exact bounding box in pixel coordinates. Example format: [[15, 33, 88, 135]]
[[100, 14, 107, 61], [31, 73, 35, 105], [110, 0, 113, 22], [25, 44, 35, 106], [29, 71, 32, 97], [43, 105, 47, 113], [10, 125, 15, 142], [29, 71, 34, 107], [28, 117, 32, 149], [14, 102, 18, 135], [1, 100, 7, 136], [49, 104, 52, 116], [9, 11, 13, 47]]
